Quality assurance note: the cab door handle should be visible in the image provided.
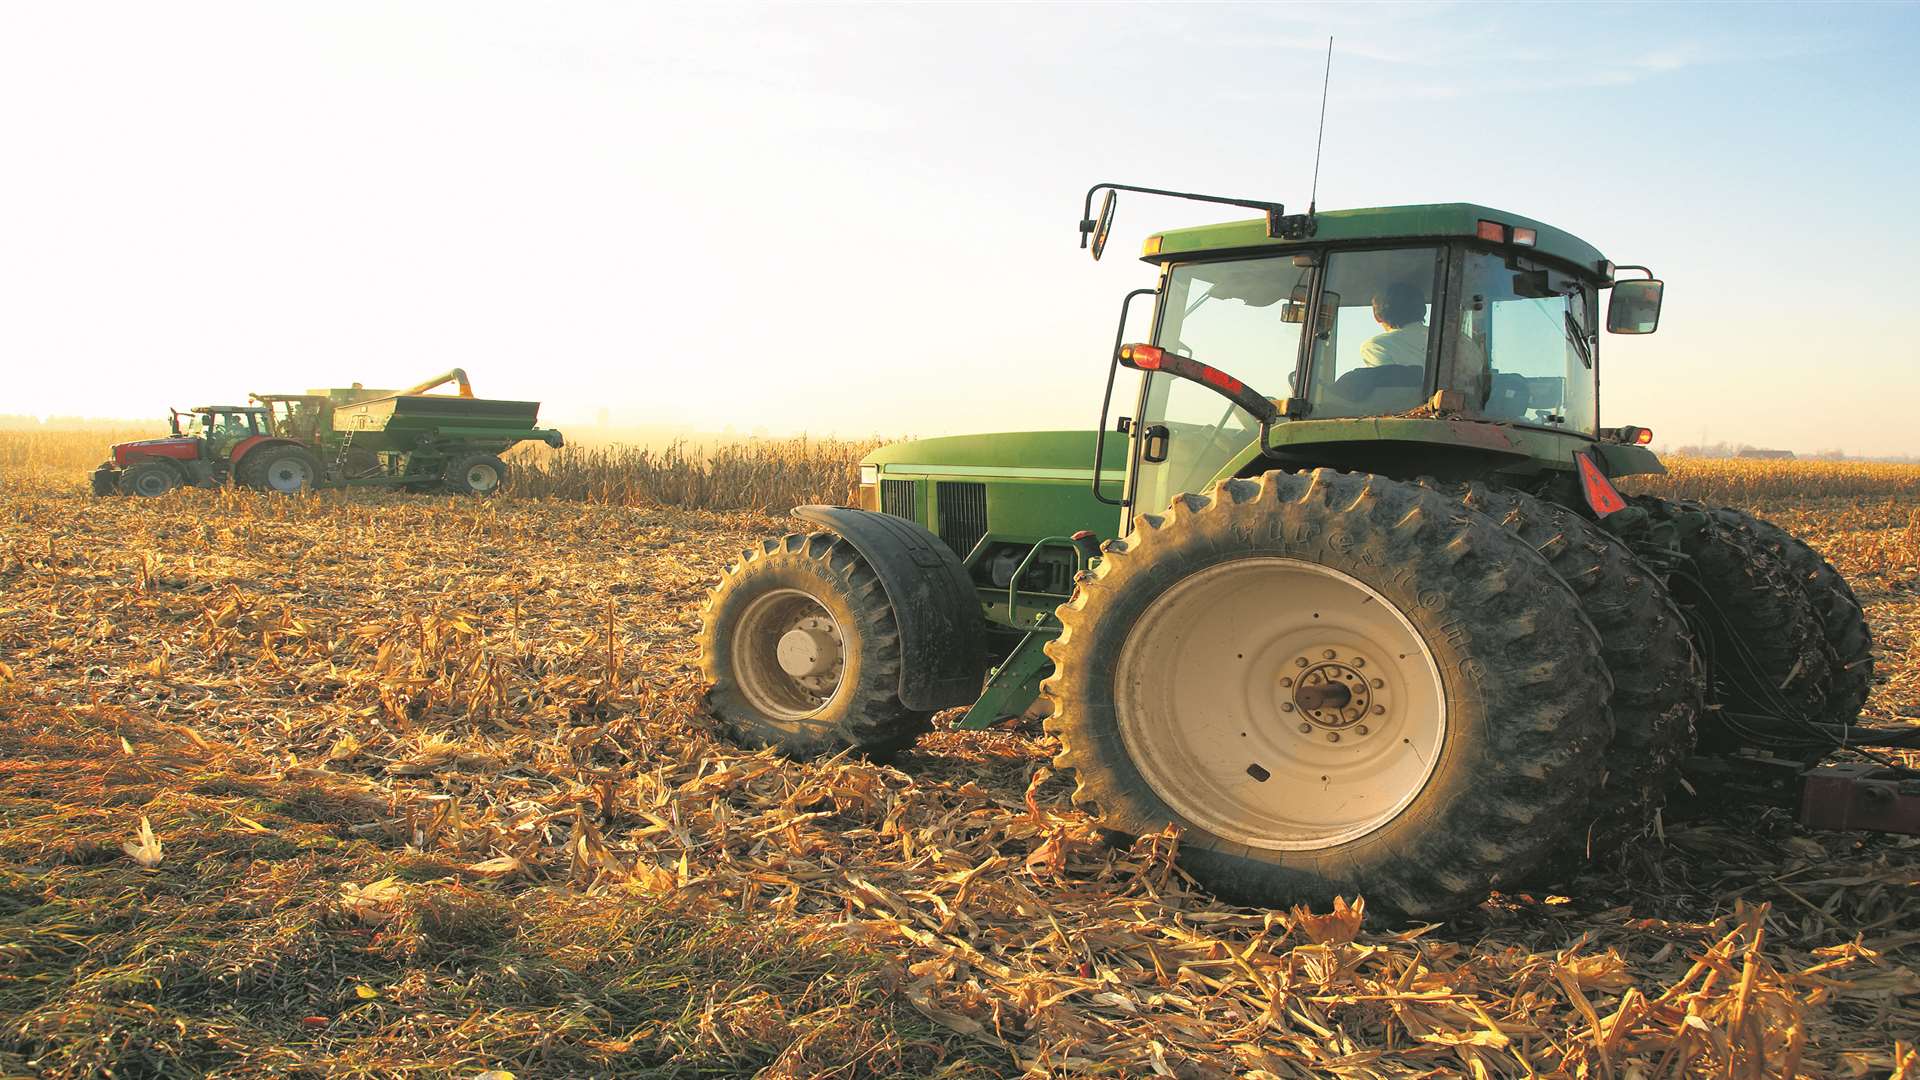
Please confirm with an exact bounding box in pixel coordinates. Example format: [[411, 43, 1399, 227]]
[[1142, 425, 1170, 464]]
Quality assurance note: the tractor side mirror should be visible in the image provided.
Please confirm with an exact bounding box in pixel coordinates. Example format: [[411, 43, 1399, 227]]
[[1084, 189, 1118, 261], [1607, 279, 1664, 334]]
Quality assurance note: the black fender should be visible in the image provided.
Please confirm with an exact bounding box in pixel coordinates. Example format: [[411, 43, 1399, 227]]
[[793, 505, 988, 711]]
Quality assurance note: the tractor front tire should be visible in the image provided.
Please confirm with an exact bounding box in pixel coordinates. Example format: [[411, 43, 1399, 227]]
[[91, 465, 121, 496], [444, 452, 509, 496], [1632, 497, 1833, 754], [700, 532, 934, 760], [118, 461, 181, 498], [1042, 470, 1615, 917], [250, 445, 324, 495], [1447, 483, 1700, 854]]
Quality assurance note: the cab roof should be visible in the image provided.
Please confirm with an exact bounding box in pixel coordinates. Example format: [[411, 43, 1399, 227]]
[[189, 405, 264, 412], [1144, 202, 1608, 278]]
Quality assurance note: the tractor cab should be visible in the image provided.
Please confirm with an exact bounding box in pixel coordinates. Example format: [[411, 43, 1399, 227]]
[[171, 405, 272, 456], [1090, 194, 1666, 523]]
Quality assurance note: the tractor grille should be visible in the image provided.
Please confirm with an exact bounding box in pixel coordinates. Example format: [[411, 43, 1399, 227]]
[[936, 481, 988, 558], [880, 479, 920, 523]]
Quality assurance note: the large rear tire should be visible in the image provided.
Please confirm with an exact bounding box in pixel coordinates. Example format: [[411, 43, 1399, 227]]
[[1631, 496, 1833, 755], [1042, 470, 1614, 917], [250, 445, 323, 494], [1445, 483, 1701, 854], [700, 532, 934, 759]]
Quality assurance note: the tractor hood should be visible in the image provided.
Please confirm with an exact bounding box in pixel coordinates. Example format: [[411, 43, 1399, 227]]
[[112, 436, 201, 465], [865, 430, 1127, 477], [115, 437, 196, 451]]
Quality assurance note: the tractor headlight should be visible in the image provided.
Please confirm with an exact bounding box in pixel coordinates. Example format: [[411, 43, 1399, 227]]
[[856, 464, 879, 510], [859, 464, 878, 487]]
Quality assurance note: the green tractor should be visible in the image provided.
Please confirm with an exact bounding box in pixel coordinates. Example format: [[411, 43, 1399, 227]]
[[699, 186, 1874, 916]]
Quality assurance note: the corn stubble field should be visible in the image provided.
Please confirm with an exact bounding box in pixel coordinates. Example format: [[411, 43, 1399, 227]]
[[2, 431, 1917, 1078]]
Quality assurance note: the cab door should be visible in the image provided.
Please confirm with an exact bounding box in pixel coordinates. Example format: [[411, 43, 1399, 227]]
[[1123, 255, 1314, 527]]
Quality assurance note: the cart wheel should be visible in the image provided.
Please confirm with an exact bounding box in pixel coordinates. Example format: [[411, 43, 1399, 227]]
[[443, 452, 508, 496]]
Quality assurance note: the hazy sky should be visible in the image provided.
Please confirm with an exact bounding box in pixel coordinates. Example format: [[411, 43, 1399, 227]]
[[5, 3, 1918, 455]]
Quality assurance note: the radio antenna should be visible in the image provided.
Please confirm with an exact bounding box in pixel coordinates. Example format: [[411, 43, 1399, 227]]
[[1308, 36, 1333, 217]]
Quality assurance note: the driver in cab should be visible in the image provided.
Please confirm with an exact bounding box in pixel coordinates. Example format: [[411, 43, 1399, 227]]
[[1323, 282, 1488, 412], [1360, 282, 1430, 369], [1319, 282, 1430, 409]]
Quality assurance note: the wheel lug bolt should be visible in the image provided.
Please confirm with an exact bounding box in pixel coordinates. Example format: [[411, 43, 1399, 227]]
[[1326, 732, 1340, 743], [1372, 678, 1384, 689], [1299, 722, 1312, 733], [1322, 650, 1337, 660], [1353, 657, 1366, 667], [1280, 702, 1294, 712], [1295, 657, 1308, 668], [1357, 725, 1370, 736], [1280, 676, 1293, 687], [1373, 705, 1385, 715]]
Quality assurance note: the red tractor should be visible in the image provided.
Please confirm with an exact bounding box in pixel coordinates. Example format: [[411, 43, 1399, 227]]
[[92, 404, 323, 497]]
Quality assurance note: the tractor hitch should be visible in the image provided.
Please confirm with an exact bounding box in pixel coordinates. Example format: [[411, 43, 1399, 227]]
[[1800, 762, 1920, 835]]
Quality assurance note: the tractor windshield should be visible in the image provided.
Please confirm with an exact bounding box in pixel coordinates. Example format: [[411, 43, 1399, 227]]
[[1456, 252, 1597, 433], [1135, 256, 1311, 510]]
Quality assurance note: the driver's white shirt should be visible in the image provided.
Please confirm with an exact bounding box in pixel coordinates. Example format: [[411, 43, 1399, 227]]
[[1361, 322, 1428, 368]]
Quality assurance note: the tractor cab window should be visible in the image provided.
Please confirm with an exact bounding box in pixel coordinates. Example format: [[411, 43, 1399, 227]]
[[1457, 252, 1597, 433], [267, 398, 320, 441], [1135, 256, 1311, 511], [200, 411, 257, 449], [1303, 247, 1446, 419], [210, 412, 254, 436]]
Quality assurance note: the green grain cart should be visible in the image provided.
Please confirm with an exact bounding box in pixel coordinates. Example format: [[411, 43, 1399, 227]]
[[699, 185, 1876, 917], [250, 369, 564, 494]]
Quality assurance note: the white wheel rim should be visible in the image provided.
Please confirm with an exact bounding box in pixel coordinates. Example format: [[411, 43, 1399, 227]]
[[266, 459, 310, 492], [731, 588, 845, 720], [1115, 557, 1446, 851], [134, 471, 171, 496], [466, 464, 500, 493]]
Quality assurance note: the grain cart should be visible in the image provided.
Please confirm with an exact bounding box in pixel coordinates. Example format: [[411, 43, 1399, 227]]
[[700, 187, 1880, 916], [93, 369, 564, 496]]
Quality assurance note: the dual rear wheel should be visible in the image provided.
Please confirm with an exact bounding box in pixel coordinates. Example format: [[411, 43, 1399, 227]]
[[1041, 471, 1616, 916]]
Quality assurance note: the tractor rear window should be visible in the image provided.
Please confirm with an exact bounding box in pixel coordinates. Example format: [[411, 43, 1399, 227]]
[[1457, 252, 1597, 434]]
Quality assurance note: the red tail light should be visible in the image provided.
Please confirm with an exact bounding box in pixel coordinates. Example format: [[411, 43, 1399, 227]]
[[1634, 427, 1655, 445], [1118, 343, 1164, 370], [1476, 219, 1506, 243]]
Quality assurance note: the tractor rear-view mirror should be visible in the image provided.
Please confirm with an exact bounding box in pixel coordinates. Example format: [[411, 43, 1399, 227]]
[[1607, 279, 1664, 334], [1281, 285, 1338, 327], [1090, 189, 1117, 261]]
